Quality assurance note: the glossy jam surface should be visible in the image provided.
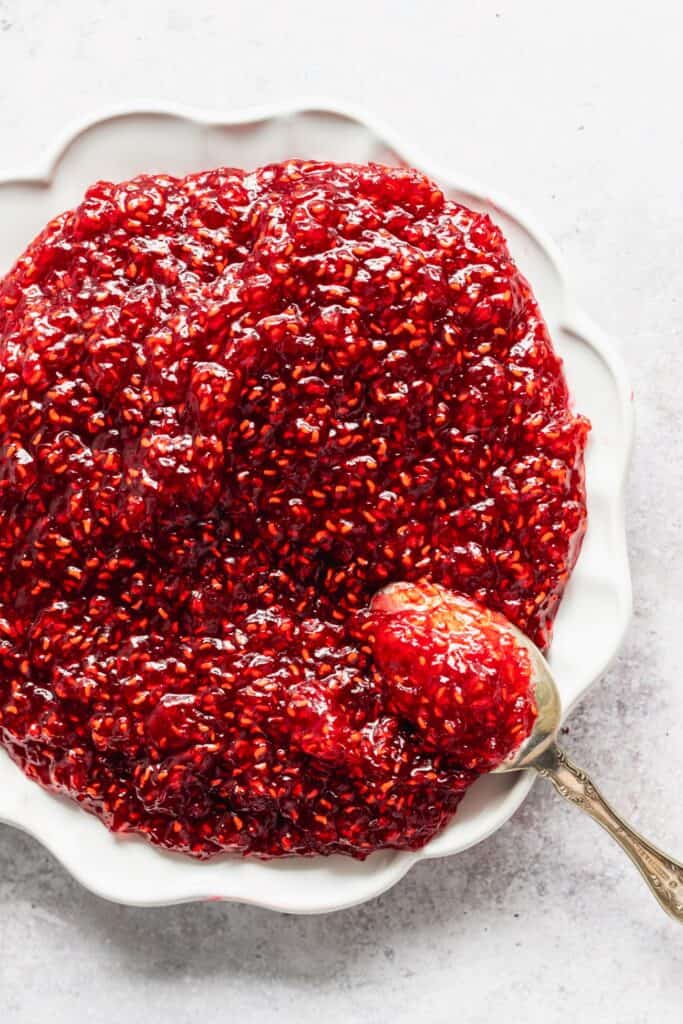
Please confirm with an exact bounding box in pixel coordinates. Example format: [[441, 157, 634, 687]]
[[368, 582, 536, 771], [0, 161, 587, 858]]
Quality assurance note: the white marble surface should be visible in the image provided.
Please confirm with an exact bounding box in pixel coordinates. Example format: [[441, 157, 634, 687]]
[[0, 1, 682, 1020]]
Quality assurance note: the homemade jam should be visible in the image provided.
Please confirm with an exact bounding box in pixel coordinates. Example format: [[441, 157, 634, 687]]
[[0, 161, 588, 857]]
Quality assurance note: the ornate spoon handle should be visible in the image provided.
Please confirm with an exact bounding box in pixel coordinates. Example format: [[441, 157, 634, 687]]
[[534, 742, 683, 922]]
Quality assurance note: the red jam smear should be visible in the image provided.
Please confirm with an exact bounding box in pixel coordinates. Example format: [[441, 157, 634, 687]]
[[367, 582, 536, 770], [0, 161, 588, 858]]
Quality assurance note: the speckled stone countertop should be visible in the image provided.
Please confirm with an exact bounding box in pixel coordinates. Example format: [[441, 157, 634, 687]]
[[1, 2, 682, 1021]]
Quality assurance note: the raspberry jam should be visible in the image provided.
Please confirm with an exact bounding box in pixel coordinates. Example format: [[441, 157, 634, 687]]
[[367, 582, 536, 771], [0, 161, 588, 858]]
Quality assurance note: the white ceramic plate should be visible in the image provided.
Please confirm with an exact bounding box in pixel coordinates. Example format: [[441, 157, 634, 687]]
[[0, 103, 633, 913]]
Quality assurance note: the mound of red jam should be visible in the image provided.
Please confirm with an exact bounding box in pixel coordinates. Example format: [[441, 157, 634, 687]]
[[367, 582, 536, 770], [0, 161, 588, 858]]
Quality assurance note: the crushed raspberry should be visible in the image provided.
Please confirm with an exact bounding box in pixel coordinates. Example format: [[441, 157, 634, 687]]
[[0, 161, 588, 858], [365, 581, 536, 770]]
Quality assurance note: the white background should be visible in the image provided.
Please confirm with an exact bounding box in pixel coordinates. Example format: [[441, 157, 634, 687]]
[[1, 1, 682, 1021]]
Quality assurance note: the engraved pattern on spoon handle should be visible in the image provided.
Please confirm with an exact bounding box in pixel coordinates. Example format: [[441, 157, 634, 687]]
[[535, 742, 683, 923]]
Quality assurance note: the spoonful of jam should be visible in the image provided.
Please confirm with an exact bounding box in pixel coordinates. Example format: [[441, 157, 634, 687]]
[[368, 581, 683, 922]]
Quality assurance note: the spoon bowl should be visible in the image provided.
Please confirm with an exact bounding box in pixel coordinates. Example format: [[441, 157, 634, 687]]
[[491, 623, 562, 774]]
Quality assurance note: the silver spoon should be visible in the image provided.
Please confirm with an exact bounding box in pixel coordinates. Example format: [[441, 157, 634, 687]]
[[494, 622, 683, 923]]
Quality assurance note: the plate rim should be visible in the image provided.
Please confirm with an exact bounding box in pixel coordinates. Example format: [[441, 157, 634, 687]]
[[0, 100, 634, 912]]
